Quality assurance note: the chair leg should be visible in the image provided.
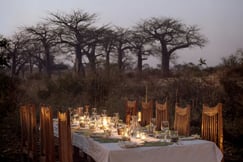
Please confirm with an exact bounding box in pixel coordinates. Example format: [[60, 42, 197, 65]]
[[21, 153, 28, 162], [86, 155, 95, 162], [73, 146, 88, 162]]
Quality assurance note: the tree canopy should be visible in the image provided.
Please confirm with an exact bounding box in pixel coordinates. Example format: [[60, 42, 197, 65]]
[[0, 10, 207, 78], [136, 17, 207, 76]]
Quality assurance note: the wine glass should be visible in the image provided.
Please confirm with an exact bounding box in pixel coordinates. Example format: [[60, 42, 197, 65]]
[[161, 121, 169, 132], [150, 118, 156, 133], [92, 107, 97, 115], [101, 109, 107, 117], [170, 130, 179, 142], [113, 113, 119, 128], [161, 121, 169, 142]]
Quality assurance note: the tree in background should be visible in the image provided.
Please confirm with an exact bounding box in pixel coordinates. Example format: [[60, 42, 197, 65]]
[[0, 35, 10, 70], [113, 27, 133, 73], [1, 32, 32, 77], [129, 30, 152, 77], [221, 48, 243, 68], [26, 23, 57, 77], [81, 26, 108, 74], [136, 17, 207, 76], [99, 29, 116, 77], [49, 10, 97, 77]]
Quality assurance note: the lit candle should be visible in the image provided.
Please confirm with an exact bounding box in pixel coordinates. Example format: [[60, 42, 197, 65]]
[[141, 132, 146, 140], [103, 116, 108, 128], [136, 132, 141, 138], [138, 111, 142, 122]]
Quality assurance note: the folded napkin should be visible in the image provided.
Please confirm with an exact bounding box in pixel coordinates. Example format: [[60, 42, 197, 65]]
[[74, 129, 91, 137], [118, 141, 139, 148], [142, 141, 173, 147], [89, 132, 106, 138], [93, 137, 120, 143], [179, 134, 200, 141]]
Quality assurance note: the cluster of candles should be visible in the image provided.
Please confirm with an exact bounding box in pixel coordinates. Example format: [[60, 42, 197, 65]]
[[118, 115, 147, 140], [71, 107, 120, 132], [71, 107, 150, 141]]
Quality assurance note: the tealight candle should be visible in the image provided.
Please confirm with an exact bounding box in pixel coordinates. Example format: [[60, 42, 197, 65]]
[[138, 112, 141, 122], [141, 132, 146, 140], [136, 132, 141, 139]]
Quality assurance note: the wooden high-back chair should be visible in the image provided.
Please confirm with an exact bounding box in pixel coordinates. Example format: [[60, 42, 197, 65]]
[[40, 106, 55, 162], [125, 100, 138, 125], [155, 101, 168, 130], [58, 110, 73, 162], [20, 105, 28, 155], [19, 104, 37, 161], [201, 103, 224, 154], [141, 100, 153, 126], [174, 104, 191, 136]]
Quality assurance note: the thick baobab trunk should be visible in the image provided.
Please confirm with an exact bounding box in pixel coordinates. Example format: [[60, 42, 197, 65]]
[[74, 45, 85, 77], [161, 44, 170, 77], [105, 50, 110, 77], [137, 50, 143, 77], [89, 45, 97, 74], [44, 46, 51, 77], [11, 52, 17, 77], [161, 53, 170, 76], [118, 48, 123, 72]]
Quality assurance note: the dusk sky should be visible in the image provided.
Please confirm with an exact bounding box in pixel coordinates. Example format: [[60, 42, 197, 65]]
[[1, 0, 243, 67]]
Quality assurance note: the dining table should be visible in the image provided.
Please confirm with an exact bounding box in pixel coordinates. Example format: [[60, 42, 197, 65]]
[[53, 120, 223, 162]]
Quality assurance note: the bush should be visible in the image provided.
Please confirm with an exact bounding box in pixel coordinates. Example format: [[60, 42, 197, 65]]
[[0, 73, 19, 119]]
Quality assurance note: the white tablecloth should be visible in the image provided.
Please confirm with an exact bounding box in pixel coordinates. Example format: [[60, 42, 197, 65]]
[[72, 132, 223, 162], [53, 122, 223, 162]]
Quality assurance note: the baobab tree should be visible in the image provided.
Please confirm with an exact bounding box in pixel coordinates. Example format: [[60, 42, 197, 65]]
[[129, 30, 152, 76], [2, 32, 31, 77], [48, 10, 97, 77], [26, 23, 57, 77], [137, 17, 207, 76], [99, 29, 116, 77], [113, 27, 133, 73], [0, 35, 10, 69]]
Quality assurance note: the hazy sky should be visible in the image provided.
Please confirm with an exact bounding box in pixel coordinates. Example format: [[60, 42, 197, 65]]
[[1, 0, 243, 67]]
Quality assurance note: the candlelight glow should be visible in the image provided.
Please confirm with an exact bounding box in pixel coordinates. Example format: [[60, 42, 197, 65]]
[[138, 112, 141, 122]]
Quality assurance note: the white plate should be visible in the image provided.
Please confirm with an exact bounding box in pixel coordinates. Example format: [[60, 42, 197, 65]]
[[119, 141, 138, 148], [179, 136, 196, 141]]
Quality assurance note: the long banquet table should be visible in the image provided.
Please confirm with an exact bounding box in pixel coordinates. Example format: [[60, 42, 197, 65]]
[[53, 122, 223, 162], [73, 134, 222, 162]]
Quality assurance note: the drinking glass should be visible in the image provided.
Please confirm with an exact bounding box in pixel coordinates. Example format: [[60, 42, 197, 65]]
[[160, 132, 167, 142], [92, 107, 97, 115], [150, 118, 156, 133], [77, 107, 83, 116], [113, 113, 119, 128], [170, 130, 179, 142], [161, 121, 170, 142], [161, 121, 169, 132], [101, 109, 107, 117]]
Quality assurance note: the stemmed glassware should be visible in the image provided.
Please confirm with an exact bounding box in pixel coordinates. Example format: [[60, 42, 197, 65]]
[[113, 113, 119, 128], [161, 121, 169, 132], [150, 118, 156, 133], [161, 121, 170, 142], [170, 130, 179, 142], [101, 109, 107, 117], [92, 107, 97, 115], [91, 108, 97, 120]]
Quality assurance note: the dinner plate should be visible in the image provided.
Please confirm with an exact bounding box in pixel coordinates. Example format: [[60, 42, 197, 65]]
[[179, 136, 200, 141], [118, 141, 138, 148], [90, 133, 105, 138]]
